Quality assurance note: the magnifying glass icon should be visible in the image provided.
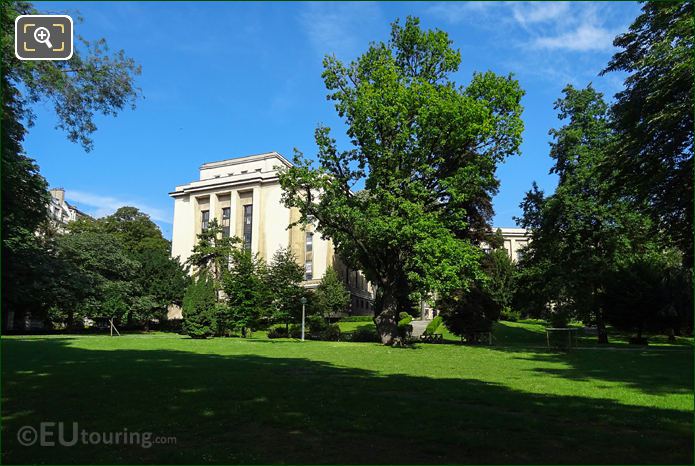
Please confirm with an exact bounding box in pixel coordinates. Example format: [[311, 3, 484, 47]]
[[33, 27, 53, 49]]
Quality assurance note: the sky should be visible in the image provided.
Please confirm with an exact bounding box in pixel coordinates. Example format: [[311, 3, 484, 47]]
[[27, 1, 641, 239]]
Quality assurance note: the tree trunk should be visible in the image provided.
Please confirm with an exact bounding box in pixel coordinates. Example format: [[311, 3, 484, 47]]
[[596, 315, 608, 344], [374, 293, 400, 346]]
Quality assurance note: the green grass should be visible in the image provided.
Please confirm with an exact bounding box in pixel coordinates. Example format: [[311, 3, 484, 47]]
[[2, 324, 692, 464]]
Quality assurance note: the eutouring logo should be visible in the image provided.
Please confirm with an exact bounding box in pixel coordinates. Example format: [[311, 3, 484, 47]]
[[17, 422, 176, 448]]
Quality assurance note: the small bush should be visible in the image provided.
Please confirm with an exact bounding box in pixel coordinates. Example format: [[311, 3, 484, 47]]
[[425, 316, 443, 334], [350, 326, 380, 342], [500, 308, 521, 322], [307, 315, 328, 333], [182, 276, 217, 339], [267, 327, 289, 339], [398, 311, 410, 321], [289, 324, 303, 339], [318, 323, 341, 341], [340, 316, 374, 322], [398, 322, 413, 340]]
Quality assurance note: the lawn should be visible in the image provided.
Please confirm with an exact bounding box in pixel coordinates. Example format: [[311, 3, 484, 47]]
[[2, 323, 692, 464]]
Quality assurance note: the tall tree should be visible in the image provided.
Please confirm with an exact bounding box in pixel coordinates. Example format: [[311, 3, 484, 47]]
[[517, 85, 657, 343], [2, 1, 141, 329], [222, 248, 269, 337], [279, 17, 524, 344], [314, 266, 350, 321], [601, 1, 693, 267], [265, 247, 305, 331]]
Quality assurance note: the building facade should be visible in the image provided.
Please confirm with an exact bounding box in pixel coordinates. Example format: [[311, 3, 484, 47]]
[[170, 152, 374, 315], [485, 227, 530, 262], [48, 188, 88, 231]]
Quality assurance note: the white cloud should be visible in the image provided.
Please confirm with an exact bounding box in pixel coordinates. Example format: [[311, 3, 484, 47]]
[[532, 22, 616, 51], [66, 190, 171, 224], [426, 1, 504, 24], [299, 2, 382, 59], [512, 2, 570, 27]]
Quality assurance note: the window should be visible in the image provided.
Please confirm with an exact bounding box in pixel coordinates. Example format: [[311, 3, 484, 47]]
[[305, 232, 313, 253], [243, 204, 253, 250], [201, 210, 210, 231], [221, 207, 231, 237], [304, 261, 313, 280]]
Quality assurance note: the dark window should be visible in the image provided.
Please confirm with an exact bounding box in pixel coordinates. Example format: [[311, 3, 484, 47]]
[[304, 261, 313, 281], [243, 204, 253, 250], [201, 210, 210, 231], [306, 232, 313, 253], [221, 207, 231, 237]]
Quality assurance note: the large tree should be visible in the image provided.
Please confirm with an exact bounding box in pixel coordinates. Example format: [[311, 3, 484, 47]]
[[279, 17, 524, 344], [601, 1, 693, 267], [517, 85, 659, 343], [2, 1, 141, 329]]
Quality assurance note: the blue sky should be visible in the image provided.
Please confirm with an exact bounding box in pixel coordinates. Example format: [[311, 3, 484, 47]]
[[28, 1, 640, 239]]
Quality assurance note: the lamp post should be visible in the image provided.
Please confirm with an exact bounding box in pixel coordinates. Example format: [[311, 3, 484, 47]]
[[300, 296, 307, 341]]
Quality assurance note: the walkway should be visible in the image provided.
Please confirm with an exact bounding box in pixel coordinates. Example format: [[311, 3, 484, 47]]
[[410, 319, 431, 339]]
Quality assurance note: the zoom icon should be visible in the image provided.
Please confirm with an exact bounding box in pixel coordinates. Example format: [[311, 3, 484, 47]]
[[15, 15, 73, 61]]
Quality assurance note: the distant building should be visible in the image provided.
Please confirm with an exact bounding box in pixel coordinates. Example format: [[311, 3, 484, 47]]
[[48, 188, 89, 231], [170, 152, 374, 316], [484, 227, 531, 262]]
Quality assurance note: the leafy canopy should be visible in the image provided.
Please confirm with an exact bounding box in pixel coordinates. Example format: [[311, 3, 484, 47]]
[[279, 17, 524, 342], [601, 1, 693, 266]]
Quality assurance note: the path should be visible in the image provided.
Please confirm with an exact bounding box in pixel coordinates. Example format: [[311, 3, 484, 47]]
[[410, 319, 431, 339]]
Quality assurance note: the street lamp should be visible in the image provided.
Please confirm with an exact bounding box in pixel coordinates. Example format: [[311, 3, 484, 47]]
[[300, 296, 308, 341]]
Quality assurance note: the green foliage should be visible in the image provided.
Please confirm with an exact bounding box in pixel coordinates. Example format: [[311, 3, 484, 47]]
[[398, 312, 411, 322], [314, 267, 350, 319], [2, 1, 140, 329], [438, 286, 502, 337], [425, 315, 443, 334], [317, 323, 341, 341], [482, 248, 516, 313], [182, 276, 217, 338], [499, 309, 521, 322], [186, 219, 239, 284], [340, 316, 374, 322], [601, 2, 693, 266], [603, 251, 692, 339], [265, 247, 304, 328], [279, 17, 524, 344], [307, 314, 328, 334], [516, 85, 662, 342], [267, 326, 289, 339], [222, 248, 269, 335], [349, 325, 380, 343], [4, 2, 142, 152]]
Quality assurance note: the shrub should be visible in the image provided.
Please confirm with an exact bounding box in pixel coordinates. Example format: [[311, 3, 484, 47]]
[[398, 311, 410, 321], [500, 308, 521, 322], [267, 326, 289, 339], [182, 276, 217, 339], [340, 316, 374, 322], [425, 315, 443, 334], [438, 285, 501, 340], [318, 323, 341, 341], [397, 322, 413, 340], [289, 324, 303, 339], [350, 326, 380, 342], [307, 314, 328, 333]]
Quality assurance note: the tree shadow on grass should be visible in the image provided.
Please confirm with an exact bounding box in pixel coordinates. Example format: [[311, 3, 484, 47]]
[[481, 341, 693, 397], [2, 338, 692, 465]]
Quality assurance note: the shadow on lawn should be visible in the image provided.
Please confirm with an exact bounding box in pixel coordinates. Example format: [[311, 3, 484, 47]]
[[2, 338, 692, 465]]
